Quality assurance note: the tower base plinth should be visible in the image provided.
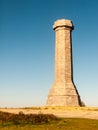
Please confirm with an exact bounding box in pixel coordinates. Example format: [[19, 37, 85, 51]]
[[46, 82, 81, 106]]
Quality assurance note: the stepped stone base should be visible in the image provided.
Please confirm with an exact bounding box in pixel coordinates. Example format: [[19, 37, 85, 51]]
[[46, 82, 81, 106]]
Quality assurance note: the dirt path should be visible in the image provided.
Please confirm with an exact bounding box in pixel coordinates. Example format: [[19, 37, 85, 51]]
[[0, 108, 98, 120]]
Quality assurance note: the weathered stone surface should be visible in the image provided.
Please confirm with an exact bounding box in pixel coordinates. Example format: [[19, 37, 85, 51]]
[[46, 19, 81, 106]]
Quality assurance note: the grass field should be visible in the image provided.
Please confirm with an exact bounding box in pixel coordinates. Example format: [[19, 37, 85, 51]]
[[0, 118, 98, 130], [0, 111, 98, 130]]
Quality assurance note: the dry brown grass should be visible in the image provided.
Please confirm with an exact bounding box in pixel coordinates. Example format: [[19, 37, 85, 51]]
[[0, 106, 98, 120], [23, 106, 98, 111]]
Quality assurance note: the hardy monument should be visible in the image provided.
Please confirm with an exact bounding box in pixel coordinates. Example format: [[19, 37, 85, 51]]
[[46, 19, 81, 106]]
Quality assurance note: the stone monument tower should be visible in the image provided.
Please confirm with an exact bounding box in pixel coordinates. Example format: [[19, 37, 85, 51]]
[[46, 19, 81, 106]]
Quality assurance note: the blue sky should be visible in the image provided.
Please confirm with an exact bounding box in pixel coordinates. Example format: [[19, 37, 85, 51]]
[[0, 0, 98, 107]]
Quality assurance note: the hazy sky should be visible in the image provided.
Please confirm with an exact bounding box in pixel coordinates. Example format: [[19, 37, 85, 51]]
[[0, 0, 98, 107]]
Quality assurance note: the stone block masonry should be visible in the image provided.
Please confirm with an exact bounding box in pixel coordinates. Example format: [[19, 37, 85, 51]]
[[46, 19, 81, 106]]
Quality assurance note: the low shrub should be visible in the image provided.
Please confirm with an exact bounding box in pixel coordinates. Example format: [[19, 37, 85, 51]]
[[0, 111, 59, 126]]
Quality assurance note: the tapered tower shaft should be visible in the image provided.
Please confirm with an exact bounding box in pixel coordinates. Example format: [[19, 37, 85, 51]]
[[46, 19, 81, 106], [54, 20, 73, 84]]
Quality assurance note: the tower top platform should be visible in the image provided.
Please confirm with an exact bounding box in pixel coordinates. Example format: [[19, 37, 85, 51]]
[[53, 19, 74, 30]]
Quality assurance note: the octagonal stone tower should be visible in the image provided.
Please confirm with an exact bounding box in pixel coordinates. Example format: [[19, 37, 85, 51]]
[[46, 19, 81, 106]]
